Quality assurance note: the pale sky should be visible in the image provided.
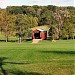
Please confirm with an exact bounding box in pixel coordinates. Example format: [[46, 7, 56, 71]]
[[0, 0, 74, 8]]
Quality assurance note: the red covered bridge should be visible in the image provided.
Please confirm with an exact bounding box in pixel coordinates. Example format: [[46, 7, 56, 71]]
[[32, 29, 47, 40]]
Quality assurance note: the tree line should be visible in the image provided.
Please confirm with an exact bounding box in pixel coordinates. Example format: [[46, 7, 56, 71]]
[[0, 5, 75, 42]]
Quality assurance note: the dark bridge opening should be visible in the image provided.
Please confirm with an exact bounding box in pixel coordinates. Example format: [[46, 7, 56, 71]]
[[34, 32, 40, 39]]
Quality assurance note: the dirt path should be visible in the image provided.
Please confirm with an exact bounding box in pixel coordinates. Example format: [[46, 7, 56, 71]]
[[32, 39, 42, 43]]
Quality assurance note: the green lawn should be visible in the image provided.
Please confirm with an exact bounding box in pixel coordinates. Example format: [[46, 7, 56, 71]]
[[0, 40, 75, 75]]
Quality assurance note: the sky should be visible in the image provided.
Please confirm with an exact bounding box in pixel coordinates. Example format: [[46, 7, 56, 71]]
[[0, 0, 74, 8]]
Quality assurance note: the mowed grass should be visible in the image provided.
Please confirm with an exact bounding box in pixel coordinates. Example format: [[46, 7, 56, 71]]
[[0, 40, 75, 75]]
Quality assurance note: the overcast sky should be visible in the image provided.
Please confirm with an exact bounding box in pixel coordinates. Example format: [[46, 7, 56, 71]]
[[0, 0, 74, 8]]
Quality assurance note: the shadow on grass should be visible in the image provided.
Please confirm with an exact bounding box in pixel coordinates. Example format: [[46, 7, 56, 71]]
[[38, 51, 75, 55], [0, 57, 7, 75], [0, 57, 30, 75], [0, 40, 17, 42], [25, 38, 32, 42], [4, 61, 30, 65], [0, 40, 6, 42], [0, 39, 32, 42], [9, 70, 43, 75], [0, 57, 44, 75]]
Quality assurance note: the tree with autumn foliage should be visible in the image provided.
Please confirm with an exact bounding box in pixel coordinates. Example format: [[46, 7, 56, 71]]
[[0, 11, 16, 42]]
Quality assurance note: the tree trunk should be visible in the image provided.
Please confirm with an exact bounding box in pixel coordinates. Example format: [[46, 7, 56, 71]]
[[67, 35, 69, 40], [19, 37, 22, 43], [52, 34, 56, 42], [73, 35, 74, 40], [5, 36, 8, 42], [18, 37, 22, 43]]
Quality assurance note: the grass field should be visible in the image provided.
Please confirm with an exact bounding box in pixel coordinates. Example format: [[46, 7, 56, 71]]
[[0, 40, 75, 75]]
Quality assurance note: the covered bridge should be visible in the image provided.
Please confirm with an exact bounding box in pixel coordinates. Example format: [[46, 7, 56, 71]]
[[32, 29, 47, 40]]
